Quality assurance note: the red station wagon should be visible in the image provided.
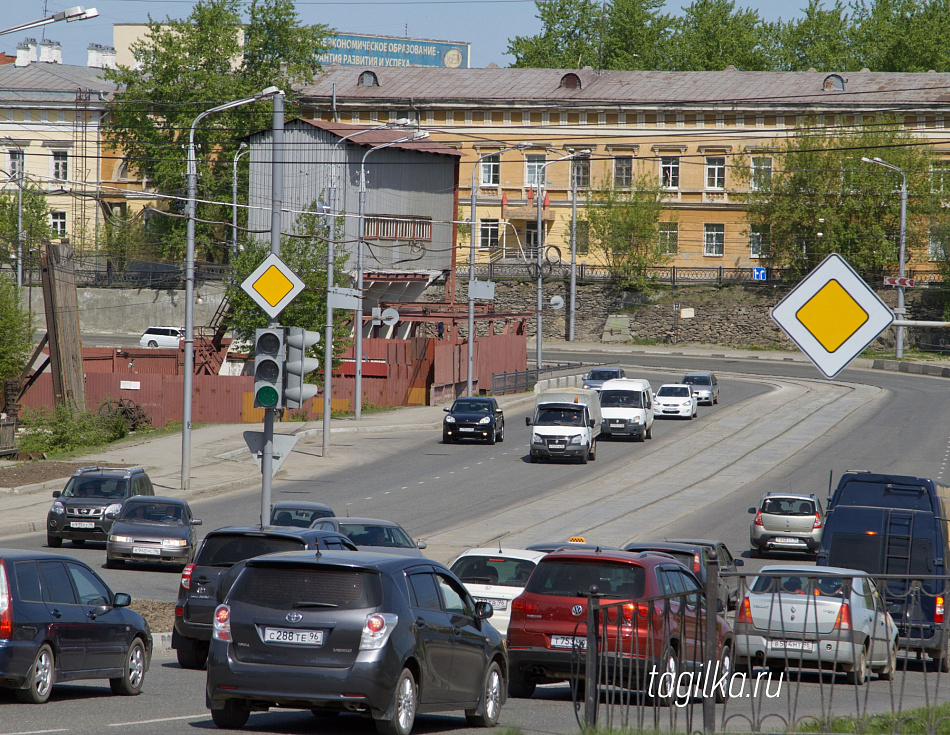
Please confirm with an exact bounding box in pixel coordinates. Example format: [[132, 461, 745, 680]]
[[505, 549, 733, 704]]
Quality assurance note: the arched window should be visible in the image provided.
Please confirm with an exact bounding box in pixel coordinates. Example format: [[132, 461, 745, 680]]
[[358, 70, 379, 87], [559, 73, 581, 90], [823, 74, 845, 92]]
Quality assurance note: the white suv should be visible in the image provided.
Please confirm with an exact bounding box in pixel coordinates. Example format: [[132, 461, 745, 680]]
[[139, 326, 184, 348]]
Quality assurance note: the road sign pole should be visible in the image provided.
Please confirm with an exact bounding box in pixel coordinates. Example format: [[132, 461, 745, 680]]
[[261, 408, 274, 526]]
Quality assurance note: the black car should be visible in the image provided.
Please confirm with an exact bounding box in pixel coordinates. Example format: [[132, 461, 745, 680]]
[[206, 551, 507, 733], [442, 397, 505, 444], [0, 549, 152, 703], [269, 501, 335, 528], [172, 526, 357, 670], [106, 496, 201, 570], [46, 465, 154, 548]]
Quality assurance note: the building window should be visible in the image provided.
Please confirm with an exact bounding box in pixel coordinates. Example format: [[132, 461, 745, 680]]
[[750, 225, 770, 258], [52, 150, 68, 181], [932, 163, 950, 194], [8, 149, 23, 180], [658, 222, 678, 255], [704, 224, 725, 256], [480, 154, 500, 186], [751, 157, 773, 191], [572, 158, 589, 189], [479, 219, 499, 250], [51, 211, 66, 236], [364, 215, 432, 241], [526, 154, 545, 189], [614, 156, 633, 188], [358, 71, 378, 87], [705, 156, 726, 190], [660, 156, 679, 189]]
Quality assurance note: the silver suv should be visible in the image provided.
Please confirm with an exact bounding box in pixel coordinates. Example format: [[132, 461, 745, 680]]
[[749, 492, 823, 557]]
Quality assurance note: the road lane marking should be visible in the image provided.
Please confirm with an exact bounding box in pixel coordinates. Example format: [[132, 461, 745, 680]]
[[108, 715, 207, 726], [3, 730, 69, 735]]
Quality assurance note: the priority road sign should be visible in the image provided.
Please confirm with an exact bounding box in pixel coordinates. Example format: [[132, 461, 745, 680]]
[[243, 431, 300, 477], [241, 253, 305, 319], [771, 253, 894, 379], [883, 276, 915, 287]]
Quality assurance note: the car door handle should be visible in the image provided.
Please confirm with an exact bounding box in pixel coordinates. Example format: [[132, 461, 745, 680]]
[[86, 611, 97, 620], [415, 617, 426, 629], [50, 608, 62, 618], [454, 629, 463, 637]]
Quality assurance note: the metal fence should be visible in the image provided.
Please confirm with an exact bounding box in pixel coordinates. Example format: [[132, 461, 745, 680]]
[[573, 567, 950, 734], [490, 361, 593, 395]]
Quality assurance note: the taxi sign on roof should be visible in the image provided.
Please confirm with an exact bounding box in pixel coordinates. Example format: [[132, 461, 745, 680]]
[[771, 253, 894, 379], [240, 253, 305, 319]]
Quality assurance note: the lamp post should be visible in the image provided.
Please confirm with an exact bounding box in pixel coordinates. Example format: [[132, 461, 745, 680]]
[[181, 86, 281, 492], [2, 137, 24, 288], [535, 151, 581, 369], [323, 120, 410, 452], [231, 142, 248, 255], [468, 143, 529, 396], [862, 156, 908, 359], [0, 6, 99, 36], [354, 130, 429, 419], [568, 149, 591, 342]]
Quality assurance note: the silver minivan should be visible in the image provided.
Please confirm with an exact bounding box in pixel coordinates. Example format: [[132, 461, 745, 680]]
[[598, 378, 654, 441]]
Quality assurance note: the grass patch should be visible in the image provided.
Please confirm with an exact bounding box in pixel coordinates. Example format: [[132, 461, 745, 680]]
[[798, 702, 950, 733]]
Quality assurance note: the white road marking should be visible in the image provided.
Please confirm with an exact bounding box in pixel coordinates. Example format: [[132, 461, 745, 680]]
[[3, 730, 70, 735], [108, 715, 207, 727]]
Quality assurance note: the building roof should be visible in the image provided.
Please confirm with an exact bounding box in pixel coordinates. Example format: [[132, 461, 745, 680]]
[[299, 66, 950, 110], [293, 118, 461, 157], [0, 63, 115, 104]]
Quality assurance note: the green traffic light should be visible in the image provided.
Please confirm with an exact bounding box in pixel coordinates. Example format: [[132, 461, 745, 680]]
[[256, 385, 280, 407]]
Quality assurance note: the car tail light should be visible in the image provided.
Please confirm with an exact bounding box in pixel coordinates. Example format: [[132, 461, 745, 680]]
[[180, 563, 195, 591], [0, 560, 11, 640], [213, 604, 231, 641], [736, 597, 752, 624], [813, 513, 823, 529], [753, 511, 763, 527], [693, 553, 701, 574], [937, 596, 945, 624], [834, 602, 851, 631], [512, 596, 539, 616], [361, 613, 398, 650]]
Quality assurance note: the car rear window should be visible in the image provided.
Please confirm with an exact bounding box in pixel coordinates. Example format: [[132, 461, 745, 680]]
[[751, 574, 846, 598], [62, 476, 129, 500], [196, 534, 306, 566], [762, 498, 815, 516], [683, 376, 711, 386], [338, 524, 414, 548], [450, 555, 537, 587], [835, 481, 933, 511], [231, 566, 381, 610], [272, 508, 333, 528], [525, 559, 645, 599], [600, 390, 642, 408]]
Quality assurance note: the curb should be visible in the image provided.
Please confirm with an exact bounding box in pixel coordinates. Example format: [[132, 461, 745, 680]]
[[154, 632, 172, 651]]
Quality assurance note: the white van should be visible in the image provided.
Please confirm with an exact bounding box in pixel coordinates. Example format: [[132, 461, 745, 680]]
[[527, 388, 602, 464], [599, 378, 654, 441], [139, 326, 184, 348]]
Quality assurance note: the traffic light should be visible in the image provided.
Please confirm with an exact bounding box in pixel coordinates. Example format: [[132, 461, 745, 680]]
[[284, 327, 321, 409], [253, 327, 285, 409]]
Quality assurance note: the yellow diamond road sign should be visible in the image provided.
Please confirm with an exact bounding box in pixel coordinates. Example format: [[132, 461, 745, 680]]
[[240, 253, 305, 319], [771, 253, 893, 378]]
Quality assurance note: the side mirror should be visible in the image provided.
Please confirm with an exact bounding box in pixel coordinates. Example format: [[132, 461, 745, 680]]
[[716, 599, 725, 613], [734, 559, 745, 567], [416, 539, 428, 550], [496, 408, 503, 414], [475, 600, 494, 619], [747, 507, 756, 514], [889, 603, 902, 616], [192, 519, 203, 526], [443, 407, 450, 412], [52, 490, 61, 499], [588, 419, 595, 428], [113, 593, 132, 608], [525, 417, 531, 427]]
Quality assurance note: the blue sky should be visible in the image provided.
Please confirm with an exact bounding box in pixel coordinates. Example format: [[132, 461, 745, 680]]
[[2, 0, 802, 70]]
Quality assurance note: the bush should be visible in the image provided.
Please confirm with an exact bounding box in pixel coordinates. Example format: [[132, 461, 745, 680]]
[[18, 404, 127, 454]]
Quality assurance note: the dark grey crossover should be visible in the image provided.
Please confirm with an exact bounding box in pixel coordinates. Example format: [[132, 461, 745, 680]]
[[206, 551, 507, 734]]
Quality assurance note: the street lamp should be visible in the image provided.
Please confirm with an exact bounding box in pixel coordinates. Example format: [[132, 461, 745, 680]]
[[181, 85, 281, 491], [2, 137, 24, 288], [355, 129, 429, 419], [231, 142, 248, 255], [568, 149, 591, 342], [862, 156, 908, 359], [323, 119, 411, 452], [535, 150, 584, 369], [468, 143, 530, 396], [0, 6, 99, 36]]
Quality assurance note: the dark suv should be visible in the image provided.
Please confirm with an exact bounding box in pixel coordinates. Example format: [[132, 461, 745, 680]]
[[172, 526, 356, 669], [0, 549, 152, 703], [206, 551, 507, 733], [46, 466, 154, 548]]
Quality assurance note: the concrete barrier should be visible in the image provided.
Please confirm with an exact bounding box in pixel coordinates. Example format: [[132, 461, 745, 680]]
[[534, 374, 585, 393]]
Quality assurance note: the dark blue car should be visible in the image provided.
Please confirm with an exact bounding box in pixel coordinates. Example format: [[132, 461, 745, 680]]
[[442, 397, 505, 444]]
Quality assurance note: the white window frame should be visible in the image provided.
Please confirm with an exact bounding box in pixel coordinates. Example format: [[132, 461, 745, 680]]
[[51, 211, 67, 236], [703, 224, 725, 257], [572, 158, 590, 189], [51, 149, 68, 182], [750, 225, 769, 259], [658, 222, 678, 255], [614, 156, 633, 188], [705, 156, 726, 190], [751, 156, 772, 191], [8, 149, 24, 180], [525, 154, 546, 189], [480, 154, 500, 187], [479, 219, 500, 250], [660, 156, 679, 190]]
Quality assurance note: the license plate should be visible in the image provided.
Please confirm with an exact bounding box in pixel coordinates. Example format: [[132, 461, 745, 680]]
[[549, 443, 565, 450], [476, 598, 508, 611], [610, 423, 624, 429], [460, 427, 475, 432], [132, 546, 161, 556], [776, 537, 802, 544], [263, 627, 324, 646], [70, 521, 94, 529], [551, 635, 586, 650], [769, 640, 815, 652]]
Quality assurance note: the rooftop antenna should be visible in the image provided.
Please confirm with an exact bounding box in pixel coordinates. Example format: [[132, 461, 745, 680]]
[[484, 530, 510, 553]]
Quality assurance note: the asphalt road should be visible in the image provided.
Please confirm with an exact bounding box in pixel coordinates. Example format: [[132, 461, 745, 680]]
[[3, 352, 949, 734]]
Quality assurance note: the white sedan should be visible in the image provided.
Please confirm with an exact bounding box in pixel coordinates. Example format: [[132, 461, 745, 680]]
[[654, 383, 698, 419]]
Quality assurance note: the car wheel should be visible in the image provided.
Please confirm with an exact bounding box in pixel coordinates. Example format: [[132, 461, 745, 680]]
[[878, 643, 898, 681], [715, 643, 732, 703], [579, 448, 589, 465], [749, 546, 761, 559], [714, 395, 719, 405], [46, 535, 62, 549], [646, 424, 653, 440], [498, 424, 505, 442], [71, 539, 85, 547], [465, 661, 504, 727], [211, 700, 250, 729], [443, 433, 453, 444], [508, 673, 536, 698], [376, 668, 417, 735], [110, 638, 146, 695], [16, 644, 54, 704], [936, 637, 950, 673], [487, 428, 496, 445], [176, 638, 209, 670], [105, 557, 124, 569], [589, 439, 597, 461], [529, 453, 538, 464], [652, 645, 678, 707], [845, 646, 868, 685], [147, 340, 159, 348]]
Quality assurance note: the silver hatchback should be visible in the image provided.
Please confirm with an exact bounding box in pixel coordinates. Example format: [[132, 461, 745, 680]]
[[749, 493, 824, 556]]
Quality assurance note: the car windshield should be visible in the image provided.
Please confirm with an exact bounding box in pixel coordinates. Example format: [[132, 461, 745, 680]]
[[339, 523, 414, 548], [536, 407, 585, 426], [525, 559, 645, 598], [62, 476, 129, 499], [683, 375, 711, 386], [271, 508, 333, 528], [762, 498, 815, 516], [751, 574, 846, 598], [195, 535, 306, 567], [231, 567, 382, 610], [450, 555, 537, 587], [658, 386, 690, 398], [599, 390, 642, 408], [587, 370, 620, 381], [120, 501, 183, 523], [452, 400, 492, 414]]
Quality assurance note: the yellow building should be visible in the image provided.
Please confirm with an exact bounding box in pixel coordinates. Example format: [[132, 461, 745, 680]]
[[298, 66, 950, 273]]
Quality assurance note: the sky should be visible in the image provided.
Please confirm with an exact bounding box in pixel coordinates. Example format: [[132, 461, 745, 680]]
[[1, 0, 802, 70]]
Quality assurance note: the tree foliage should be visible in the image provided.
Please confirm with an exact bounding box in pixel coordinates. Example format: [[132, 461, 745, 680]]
[[739, 118, 947, 275], [0, 185, 52, 262], [0, 273, 35, 380], [103, 0, 332, 263], [581, 175, 671, 291]]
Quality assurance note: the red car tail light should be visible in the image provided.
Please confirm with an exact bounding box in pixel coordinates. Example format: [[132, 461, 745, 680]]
[[213, 604, 231, 641], [937, 596, 945, 624], [834, 602, 851, 630], [512, 596, 539, 616], [180, 563, 195, 591], [736, 597, 752, 624], [0, 560, 11, 640], [693, 553, 701, 574], [813, 513, 823, 529], [753, 511, 764, 527]]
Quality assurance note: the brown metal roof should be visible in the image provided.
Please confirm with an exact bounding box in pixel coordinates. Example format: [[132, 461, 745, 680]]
[[296, 119, 461, 157], [0, 63, 115, 104], [298, 66, 950, 108]]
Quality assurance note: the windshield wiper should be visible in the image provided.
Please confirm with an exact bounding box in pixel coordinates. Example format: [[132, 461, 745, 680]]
[[292, 601, 338, 608]]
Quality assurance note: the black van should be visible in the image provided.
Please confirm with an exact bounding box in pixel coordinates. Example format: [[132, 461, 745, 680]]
[[817, 471, 950, 670]]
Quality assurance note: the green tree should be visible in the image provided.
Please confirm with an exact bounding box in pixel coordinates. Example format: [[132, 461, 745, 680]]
[[739, 118, 947, 275], [507, 0, 604, 68], [0, 272, 34, 380], [581, 175, 671, 291], [0, 185, 51, 264], [603, 0, 674, 70], [765, 0, 855, 71], [103, 0, 332, 263], [850, 0, 950, 72], [667, 0, 770, 71]]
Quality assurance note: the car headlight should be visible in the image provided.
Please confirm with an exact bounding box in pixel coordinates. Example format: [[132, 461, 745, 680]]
[[583, 383, 592, 389], [680, 401, 692, 407], [478, 416, 492, 425], [105, 503, 123, 516], [444, 415, 456, 423], [532, 433, 543, 444], [164, 539, 188, 547], [570, 435, 583, 445], [50, 501, 65, 515], [631, 416, 641, 424], [110, 534, 133, 543]]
